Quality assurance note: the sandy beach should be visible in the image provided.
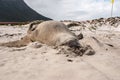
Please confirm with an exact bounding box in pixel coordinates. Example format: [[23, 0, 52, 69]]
[[0, 17, 120, 80]]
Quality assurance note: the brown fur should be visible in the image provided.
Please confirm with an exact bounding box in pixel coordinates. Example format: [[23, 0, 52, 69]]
[[27, 21, 78, 46]]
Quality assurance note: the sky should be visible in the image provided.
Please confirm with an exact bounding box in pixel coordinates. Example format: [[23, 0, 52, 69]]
[[24, 0, 120, 21]]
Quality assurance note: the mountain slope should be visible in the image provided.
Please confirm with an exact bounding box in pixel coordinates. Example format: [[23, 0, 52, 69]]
[[0, 0, 51, 22]]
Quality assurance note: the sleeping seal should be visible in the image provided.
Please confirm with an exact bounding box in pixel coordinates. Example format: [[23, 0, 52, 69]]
[[0, 21, 95, 56]]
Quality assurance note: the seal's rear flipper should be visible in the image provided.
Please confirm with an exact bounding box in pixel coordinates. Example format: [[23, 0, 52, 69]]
[[0, 36, 31, 48]]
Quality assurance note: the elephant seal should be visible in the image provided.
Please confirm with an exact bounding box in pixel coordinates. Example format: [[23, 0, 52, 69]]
[[27, 21, 79, 46], [0, 21, 95, 56]]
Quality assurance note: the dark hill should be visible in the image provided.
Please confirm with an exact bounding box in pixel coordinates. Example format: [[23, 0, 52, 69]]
[[0, 0, 51, 23]]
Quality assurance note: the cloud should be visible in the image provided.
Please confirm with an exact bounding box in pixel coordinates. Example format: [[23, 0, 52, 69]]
[[24, 0, 120, 20]]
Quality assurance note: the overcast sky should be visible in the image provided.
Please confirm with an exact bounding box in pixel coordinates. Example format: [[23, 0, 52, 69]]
[[24, 0, 120, 21]]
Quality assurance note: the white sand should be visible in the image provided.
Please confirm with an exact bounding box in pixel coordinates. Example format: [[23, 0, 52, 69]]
[[0, 19, 120, 80]]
